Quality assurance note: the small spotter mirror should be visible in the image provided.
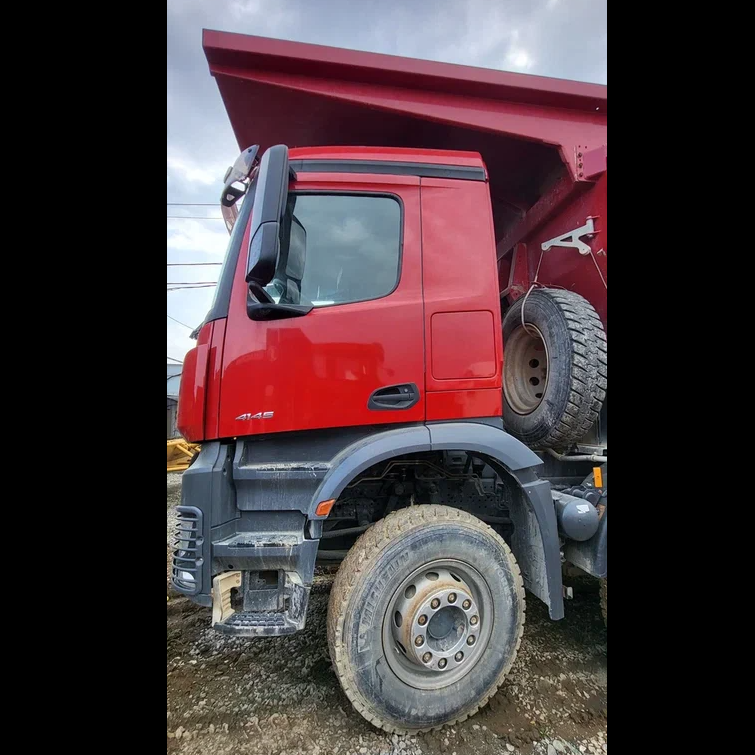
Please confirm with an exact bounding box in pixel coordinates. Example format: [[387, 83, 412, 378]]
[[220, 145, 260, 233]]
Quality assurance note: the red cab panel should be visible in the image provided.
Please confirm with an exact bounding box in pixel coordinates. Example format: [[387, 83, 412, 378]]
[[203, 319, 226, 440], [421, 175, 503, 414], [218, 174, 426, 437], [426, 389, 502, 422], [431, 311, 497, 380], [177, 322, 213, 442]]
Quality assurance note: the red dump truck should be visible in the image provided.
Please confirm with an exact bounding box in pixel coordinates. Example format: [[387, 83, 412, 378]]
[[174, 30, 607, 733]]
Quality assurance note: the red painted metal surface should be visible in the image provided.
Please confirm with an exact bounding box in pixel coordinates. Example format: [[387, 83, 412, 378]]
[[496, 175, 582, 261], [290, 145, 488, 170], [421, 176, 503, 400], [179, 32, 608, 441], [426, 389, 502, 422], [500, 243, 531, 301], [204, 318, 226, 439], [177, 322, 212, 443], [510, 174, 607, 327], [203, 31, 606, 111], [582, 145, 607, 180], [217, 173, 426, 438], [203, 31, 606, 244], [431, 312, 496, 380]]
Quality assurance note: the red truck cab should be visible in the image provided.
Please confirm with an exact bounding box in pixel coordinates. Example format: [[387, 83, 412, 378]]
[[180, 146, 505, 441], [173, 31, 606, 735]]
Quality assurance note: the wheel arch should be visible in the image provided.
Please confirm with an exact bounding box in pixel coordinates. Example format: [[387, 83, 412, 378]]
[[309, 422, 565, 619]]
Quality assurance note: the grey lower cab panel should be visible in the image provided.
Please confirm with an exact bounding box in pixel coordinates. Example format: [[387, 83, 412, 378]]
[[232, 425, 423, 514], [212, 532, 318, 578], [231, 419, 520, 517], [176, 421, 564, 627]]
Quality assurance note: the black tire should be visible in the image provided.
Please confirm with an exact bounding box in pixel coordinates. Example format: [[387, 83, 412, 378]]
[[600, 579, 607, 627], [327, 505, 525, 733], [502, 288, 607, 449]]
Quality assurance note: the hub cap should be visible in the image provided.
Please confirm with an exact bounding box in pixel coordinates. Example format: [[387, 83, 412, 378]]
[[383, 563, 492, 690], [503, 324, 549, 415]]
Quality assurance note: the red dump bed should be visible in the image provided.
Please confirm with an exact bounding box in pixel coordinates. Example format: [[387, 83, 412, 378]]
[[203, 30, 607, 321]]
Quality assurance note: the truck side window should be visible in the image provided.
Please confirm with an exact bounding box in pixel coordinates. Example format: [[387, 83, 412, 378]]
[[268, 194, 402, 307]]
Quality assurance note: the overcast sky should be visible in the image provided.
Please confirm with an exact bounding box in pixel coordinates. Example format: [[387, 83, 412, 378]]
[[167, 0, 607, 363]]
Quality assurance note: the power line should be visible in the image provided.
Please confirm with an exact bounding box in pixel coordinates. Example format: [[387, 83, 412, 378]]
[[167, 356, 183, 363], [167, 314, 194, 330], [167, 281, 217, 285], [167, 262, 222, 266], [167, 202, 216, 206]]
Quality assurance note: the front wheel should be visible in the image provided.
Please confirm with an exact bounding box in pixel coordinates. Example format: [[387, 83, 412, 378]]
[[327, 505, 525, 733]]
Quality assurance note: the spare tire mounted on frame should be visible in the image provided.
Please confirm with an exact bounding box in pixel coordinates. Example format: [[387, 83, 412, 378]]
[[502, 288, 607, 450]]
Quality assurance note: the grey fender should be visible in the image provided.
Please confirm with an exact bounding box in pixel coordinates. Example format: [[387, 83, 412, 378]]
[[427, 422, 543, 470], [312, 425, 432, 510], [310, 421, 564, 620], [428, 423, 564, 620]]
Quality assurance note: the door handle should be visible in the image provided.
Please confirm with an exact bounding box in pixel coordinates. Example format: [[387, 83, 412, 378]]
[[368, 383, 420, 411]]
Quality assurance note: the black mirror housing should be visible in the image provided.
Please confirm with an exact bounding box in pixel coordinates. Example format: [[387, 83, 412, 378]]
[[246, 145, 290, 286], [247, 222, 280, 286], [244, 145, 310, 322]]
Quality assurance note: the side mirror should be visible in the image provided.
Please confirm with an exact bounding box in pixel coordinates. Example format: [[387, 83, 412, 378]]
[[244, 146, 310, 322], [246, 145, 291, 286], [285, 215, 307, 283], [220, 145, 259, 233]]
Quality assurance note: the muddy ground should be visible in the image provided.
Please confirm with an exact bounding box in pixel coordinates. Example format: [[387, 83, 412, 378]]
[[167, 473, 607, 755]]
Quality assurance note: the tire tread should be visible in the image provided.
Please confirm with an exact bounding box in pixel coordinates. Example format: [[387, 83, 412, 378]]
[[503, 289, 607, 449], [327, 505, 525, 734]]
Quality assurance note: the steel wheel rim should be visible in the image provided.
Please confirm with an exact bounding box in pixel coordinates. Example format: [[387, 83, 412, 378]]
[[504, 324, 549, 415], [381, 559, 494, 690]]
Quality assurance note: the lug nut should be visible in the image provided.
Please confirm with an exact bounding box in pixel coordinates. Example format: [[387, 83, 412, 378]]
[[462, 599, 472, 610], [415, 635, 425, 647], [422, 652, 432, 663], [438, 658, 447, 669], [431, 598, 440, 609], [418, 615, 428, 626], [467, 635, 476, 646], [448, 592, 457, 603], [470, 615, 479, 626], [455, 652, 464, 662]]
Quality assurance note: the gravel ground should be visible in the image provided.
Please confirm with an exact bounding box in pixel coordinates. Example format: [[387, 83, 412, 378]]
[[167, 473, 607, 755]]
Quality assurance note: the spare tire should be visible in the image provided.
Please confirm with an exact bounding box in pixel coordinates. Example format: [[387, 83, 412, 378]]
[[502, 288, 606, 450]]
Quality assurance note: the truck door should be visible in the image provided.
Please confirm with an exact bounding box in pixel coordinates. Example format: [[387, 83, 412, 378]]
[[218, 173, 425, 437]]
